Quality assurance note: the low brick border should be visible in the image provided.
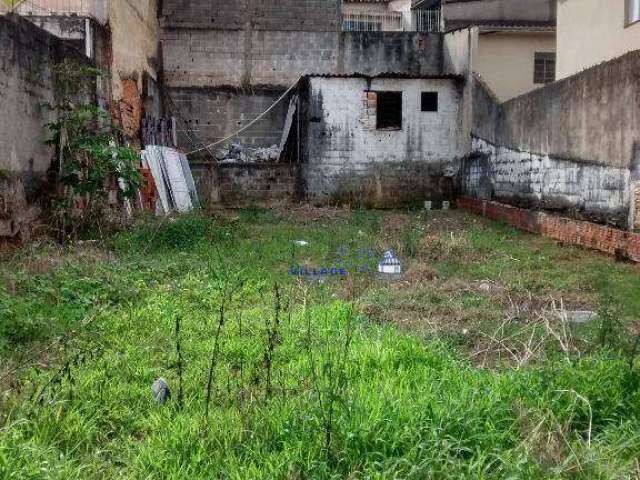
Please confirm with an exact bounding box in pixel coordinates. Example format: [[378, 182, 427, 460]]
[[457, 197, 640, 263]]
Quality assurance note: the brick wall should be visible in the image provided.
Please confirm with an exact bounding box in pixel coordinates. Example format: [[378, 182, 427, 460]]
[[457, 197, 640, 262]]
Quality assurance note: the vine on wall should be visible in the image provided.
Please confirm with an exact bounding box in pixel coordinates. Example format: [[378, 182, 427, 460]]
[[46, 60, 142, 240]]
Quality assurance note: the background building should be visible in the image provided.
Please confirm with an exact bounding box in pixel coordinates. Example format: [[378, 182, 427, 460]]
[[556, 0, 640, 78], [440, 0, 557, 102]]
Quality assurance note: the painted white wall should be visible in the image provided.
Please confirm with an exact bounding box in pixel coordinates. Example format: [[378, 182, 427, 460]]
[[306, 77, 462, 201], [466, 137, 631, 225], [557, 0, 640, 78], [475, 31, 556, 102], [310, 77, 461, 162]]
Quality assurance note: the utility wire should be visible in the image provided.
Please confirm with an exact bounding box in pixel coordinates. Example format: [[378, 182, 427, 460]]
[[185, 73, 306, 156]]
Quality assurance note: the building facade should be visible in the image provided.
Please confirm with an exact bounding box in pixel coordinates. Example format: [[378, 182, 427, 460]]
[[342, 0, 442, 32], [442, 0, 557, 102], [302, 75, 463, 206], [556, 0, 640, 79]]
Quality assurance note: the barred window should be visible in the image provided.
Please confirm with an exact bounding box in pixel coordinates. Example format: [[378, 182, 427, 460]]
[[534, 52, 556, 84], [343, 20, 382, 31]]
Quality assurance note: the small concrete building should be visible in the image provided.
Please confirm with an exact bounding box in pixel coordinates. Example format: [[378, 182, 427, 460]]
[[300, 74, 464, 206], [556, 0, 640, 79]]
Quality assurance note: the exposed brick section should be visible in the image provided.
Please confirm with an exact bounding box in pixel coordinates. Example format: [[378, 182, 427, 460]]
[[457, 197, 640, 263], [113, 78, 143, 139]]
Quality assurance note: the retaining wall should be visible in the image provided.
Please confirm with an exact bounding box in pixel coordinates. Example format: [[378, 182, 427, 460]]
[[0, 14, 91, 239], [462, 50, 640, 229]]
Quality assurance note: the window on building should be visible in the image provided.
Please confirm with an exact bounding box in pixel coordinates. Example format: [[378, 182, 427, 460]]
[[343, 20, 383, 31], [421, 92, 439, 112], [627, 0, 640, 26], [534, 52, 556, 84], [376, 91, 403, 130]]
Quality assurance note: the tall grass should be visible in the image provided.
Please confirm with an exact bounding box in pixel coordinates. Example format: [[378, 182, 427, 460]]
[[1, 210, 640, 479]]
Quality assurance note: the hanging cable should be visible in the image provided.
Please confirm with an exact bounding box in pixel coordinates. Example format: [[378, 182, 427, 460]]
[[184, 72, 306, 156]]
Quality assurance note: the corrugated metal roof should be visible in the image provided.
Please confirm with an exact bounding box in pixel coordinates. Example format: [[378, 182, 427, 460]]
[[445, 20, 556, 32], [304, 72, 464, 80]]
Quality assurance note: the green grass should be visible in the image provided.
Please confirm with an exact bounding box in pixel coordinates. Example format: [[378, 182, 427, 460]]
[[1, 210, 640, 479]]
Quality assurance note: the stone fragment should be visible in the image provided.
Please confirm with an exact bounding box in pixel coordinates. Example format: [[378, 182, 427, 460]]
[[151, 378, 171, 404]]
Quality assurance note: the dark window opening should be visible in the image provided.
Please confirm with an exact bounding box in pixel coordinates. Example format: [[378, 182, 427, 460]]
[[376, 91, 402, 130], [534, 52, 556, 84], [421, 92, 439, 112]]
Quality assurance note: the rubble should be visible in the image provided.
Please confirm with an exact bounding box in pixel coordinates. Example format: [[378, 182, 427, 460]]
[[216, 143, 281, 164], [151, 378, 171, 404]]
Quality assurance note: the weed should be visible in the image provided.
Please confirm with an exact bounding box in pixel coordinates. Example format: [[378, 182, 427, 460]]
[[175, 316, 184, 410], [1, 210, 640, 479], [205, 303, 226, 417]]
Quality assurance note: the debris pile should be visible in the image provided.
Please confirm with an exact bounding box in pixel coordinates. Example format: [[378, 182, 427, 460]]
[[142, 146, 200, 215], [215, 143, 281, 164]]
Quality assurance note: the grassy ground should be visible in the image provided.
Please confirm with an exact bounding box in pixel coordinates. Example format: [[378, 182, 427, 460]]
[[1, 207, 640, 479]]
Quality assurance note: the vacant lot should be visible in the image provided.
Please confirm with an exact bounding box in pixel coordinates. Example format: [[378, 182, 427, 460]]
[[1, 208, 639, 479]]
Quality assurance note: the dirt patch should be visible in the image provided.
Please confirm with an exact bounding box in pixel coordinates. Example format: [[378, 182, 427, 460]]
[[279, 204, 351, 223], [381, 213, 411, 239]]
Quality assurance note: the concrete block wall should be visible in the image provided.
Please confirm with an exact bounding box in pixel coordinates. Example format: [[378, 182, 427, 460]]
[[161, 0, 447, 160], [170, 88, 291, 154], [463, 49, 640, 229], [304, 77, 462, 206], [460, 137, 631, 227], [162, 0, 342, 90], [339, 32, 442, 78], [473, 50, 640, 171], [161, 0, 341, 32], [191, 162, 299, 207]]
